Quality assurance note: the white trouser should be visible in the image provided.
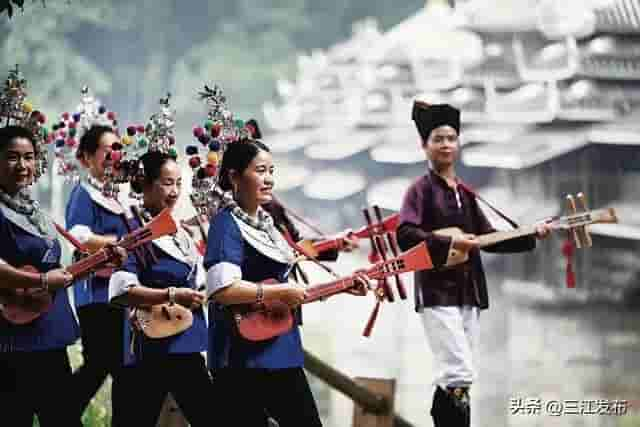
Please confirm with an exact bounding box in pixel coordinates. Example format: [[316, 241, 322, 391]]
[[421, 305, 480, 389]]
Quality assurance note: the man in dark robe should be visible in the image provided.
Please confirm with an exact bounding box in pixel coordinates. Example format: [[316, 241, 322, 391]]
[[396, 102, 550, 427]]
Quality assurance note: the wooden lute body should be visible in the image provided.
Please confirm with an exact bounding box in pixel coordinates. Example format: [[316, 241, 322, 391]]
[[131, 303, 194, 339]]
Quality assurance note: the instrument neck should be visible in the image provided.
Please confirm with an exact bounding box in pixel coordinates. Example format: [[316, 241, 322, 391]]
[[65, 250, 110, 279], [478, 225, 537, 248], [304, 276, 355, 303]]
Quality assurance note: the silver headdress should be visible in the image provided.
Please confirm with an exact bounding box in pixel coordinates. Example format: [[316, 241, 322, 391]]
[[52, 86, 118, 184], [0, 65, 49, 180], [107, 93, 178, 201], [186, 84, 251, 217]]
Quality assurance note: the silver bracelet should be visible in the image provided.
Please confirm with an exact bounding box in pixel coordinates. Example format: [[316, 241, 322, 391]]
[[255, 283, 264, 306], [39, 272, 49, 291], [168, 286, 176, 305]]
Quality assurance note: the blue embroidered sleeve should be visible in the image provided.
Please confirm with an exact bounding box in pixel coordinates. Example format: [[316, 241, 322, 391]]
[[203, 210, 244, 270]]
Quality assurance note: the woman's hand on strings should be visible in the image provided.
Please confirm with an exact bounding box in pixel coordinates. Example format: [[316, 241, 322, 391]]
[[175, 288, 206, 309]]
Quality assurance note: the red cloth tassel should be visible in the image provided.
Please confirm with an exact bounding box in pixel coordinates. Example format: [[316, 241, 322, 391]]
[[362, 300, 381, 338], [562, 238, 576, 288]]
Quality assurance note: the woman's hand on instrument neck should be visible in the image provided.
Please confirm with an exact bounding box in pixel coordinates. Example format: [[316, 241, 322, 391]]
[[345, 271, 370, 296], [174, 288, 206, 309], [339, 231, 359, 252], [451, 234, 480, 253], [46, 268, 74, 291], [102, 244, 127, 268], [84, 234, 118, 253]]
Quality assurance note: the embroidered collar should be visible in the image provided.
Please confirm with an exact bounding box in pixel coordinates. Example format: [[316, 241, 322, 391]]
[[0, 187, 56, 239], [138, 207, 198, 266], [82, 178, 125, 215], [217, 193, 295, 264]]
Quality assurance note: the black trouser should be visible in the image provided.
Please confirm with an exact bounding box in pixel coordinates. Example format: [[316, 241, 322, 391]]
[[130, 353, 214, 426], [0, 349, 83, 427], [214, 367, 323, 427], [431, 386, 470, 427], [71, 303, 136, 425]]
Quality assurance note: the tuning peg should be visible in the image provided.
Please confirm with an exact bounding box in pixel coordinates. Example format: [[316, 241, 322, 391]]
[[576, 192, 588, 211], [576, 192, 593, 248], [566, 195, 581, 249]]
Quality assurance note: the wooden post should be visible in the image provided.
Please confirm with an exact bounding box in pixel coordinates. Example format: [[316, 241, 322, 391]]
[[352, 377, 396, 427]]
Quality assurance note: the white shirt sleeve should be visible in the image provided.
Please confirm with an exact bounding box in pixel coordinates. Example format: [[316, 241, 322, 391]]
[[68, 225, 94, 245], [109, 271, 140, 306], [195, 255, 206, 291], [206, 262, 242, 299]]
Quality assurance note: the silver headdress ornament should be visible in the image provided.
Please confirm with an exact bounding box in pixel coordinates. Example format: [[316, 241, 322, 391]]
[[0, 64, 50, 180], [145, 93, 177, 155], [106, 93, 178, 202], [186, 84, 251, 217], [52, 86, 118, 184]]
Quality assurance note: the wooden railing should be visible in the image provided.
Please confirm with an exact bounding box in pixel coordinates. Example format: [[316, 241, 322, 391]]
[[304, 350, 415, 427]]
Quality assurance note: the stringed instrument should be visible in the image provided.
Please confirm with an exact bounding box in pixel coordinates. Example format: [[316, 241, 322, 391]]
[[437, 205, 618, 268], [0, 208, 178, 325], [130, 282, 207, 339], [131, 303, 194, 339], [128, 212, 205, 340], [231, 240, 432, 342]]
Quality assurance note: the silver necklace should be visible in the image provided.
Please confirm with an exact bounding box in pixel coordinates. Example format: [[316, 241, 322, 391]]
[[219, 191, 294, 262]]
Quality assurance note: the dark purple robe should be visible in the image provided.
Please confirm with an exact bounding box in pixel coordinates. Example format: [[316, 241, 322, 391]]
[[396, 170, 536, 311]]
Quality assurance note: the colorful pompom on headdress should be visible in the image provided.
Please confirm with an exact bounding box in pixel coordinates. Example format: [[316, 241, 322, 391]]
[[107, 93, 178, 201], [0, 64, 50, 180], [52, 86, 118, 184], [186, 84, 251, 217]]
